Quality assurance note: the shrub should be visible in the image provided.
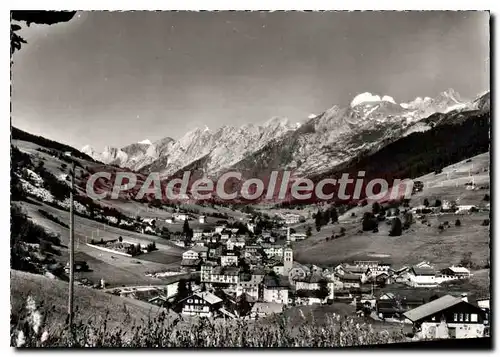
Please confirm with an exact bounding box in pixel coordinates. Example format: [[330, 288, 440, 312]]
[[455, 219, 461, 227]]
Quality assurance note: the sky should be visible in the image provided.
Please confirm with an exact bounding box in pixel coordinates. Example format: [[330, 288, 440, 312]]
[[11, 11, 490, 151]]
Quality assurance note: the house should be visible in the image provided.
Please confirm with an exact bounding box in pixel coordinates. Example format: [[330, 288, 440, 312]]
[[180, 292, 223, 318], [227, 237, 245, 250], [476, 298, 490, 310], [295, 274, 323, 291], [439, 266, 471, 281], [289, 233, 307, 242], [193, 229, 204, 240], [191, 245, 209, 260], [205, 266, 240, 286], [207, 245, 222, 261], [174, 213, 190, 221], [284, 214, 302, 225], [402, 266, 439, 288], [215, 225, 226, 234], [456, 205, 478, 214], [334, 273, 361, 289], [262, 244, 284, 258], [288, 264, 311, 286], [262, 275, 290, 305], [246, 222, 256, 233], [199, 215, 206, 224], [250, 302, 284, 319], [404, 295, 487, 339], [165, 217, 174, 224], [182, 249, 200, 261], [243, 245, 260, 258], [181, 258, 201, 270], [221, 253, 239, 267], [237, 272, 264, 301]]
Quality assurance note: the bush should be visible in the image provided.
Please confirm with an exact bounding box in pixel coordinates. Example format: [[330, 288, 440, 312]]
[[481, 219, 490, 226], [389, 218, 402, 236], [455, 219, 461, 227]]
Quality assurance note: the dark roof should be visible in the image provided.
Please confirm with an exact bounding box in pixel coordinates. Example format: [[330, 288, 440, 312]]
[[181, 259, 201, 266], [264, 275, 289, 288], [336, 273, 361, 281], [404, 295, 464, 322], [411, 266, 436, 276], [296, 274, 323, 284]]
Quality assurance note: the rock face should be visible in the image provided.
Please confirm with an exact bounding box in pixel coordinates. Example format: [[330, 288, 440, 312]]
[[82, 89, 488, 178]]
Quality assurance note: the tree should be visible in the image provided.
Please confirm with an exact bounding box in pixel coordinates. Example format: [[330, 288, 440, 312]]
[[362, 212, 378, 232], [315, 280, 330, 300], [455, 219, 461, 227], [306, 226, 312, 237], [236, 293, 251, 317], [118, 236, 123, 242], [315, 209, 323, 232], [402, 212, 413, 230], [329, 207, 338, 224], [372, 202, 381, 215], [434, 199, 442, 207], [389, 217, 402, 236], [423, 198, 430, 207], [173, 279, 192, 312]]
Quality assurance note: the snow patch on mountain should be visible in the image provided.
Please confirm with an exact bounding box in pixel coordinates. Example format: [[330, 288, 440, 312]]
[[138, 139, 152, 145], [351, 92, 397, 107]]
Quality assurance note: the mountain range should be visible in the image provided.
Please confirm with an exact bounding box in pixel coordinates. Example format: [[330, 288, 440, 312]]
[[81, 89, 489, 179]]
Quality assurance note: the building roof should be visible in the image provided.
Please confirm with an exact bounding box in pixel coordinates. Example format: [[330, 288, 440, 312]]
[[336, 272, 361, 281], [191, 245, 209, 253], [411, 266, 436, 276], [251, 302, 284, 315], [264, 275, 289, 288], [403, 295, 463, 322], [446, 266, 471, 274], [181, 259, 201, 266], [296, 274, 323, 284], [193, 291, 223, 305]]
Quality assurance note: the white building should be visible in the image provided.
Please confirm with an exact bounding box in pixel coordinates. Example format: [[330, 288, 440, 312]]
[[199, 215, 206, 224], [182, 249, 200, 261], [221, 253, 239, 267]]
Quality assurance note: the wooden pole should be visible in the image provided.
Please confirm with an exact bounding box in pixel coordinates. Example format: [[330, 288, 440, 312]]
[[68, 160, 75, 326]]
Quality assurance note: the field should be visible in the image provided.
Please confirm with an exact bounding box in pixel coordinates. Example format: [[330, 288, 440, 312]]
[[16, 199, 185, 287], [10, 270, 173, 336]]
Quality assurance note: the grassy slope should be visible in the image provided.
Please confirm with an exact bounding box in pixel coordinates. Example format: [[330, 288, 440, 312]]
[[16, 199, 184, 287], [10, 270, 173, 335], [292, 152, 490, 268]]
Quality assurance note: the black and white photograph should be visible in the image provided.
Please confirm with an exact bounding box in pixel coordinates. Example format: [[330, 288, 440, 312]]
[[9, 9, 491, 348]]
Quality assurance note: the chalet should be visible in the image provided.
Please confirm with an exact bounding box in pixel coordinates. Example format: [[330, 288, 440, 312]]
[[207, 245, 222, 260], [334, 273, 361, 289], [250, 302, 284, 319], [404, 295, 487, 339], [262, 244, 284, 258], [165, 217, 174, 224], [476, 298, 490, 310], [205, 266, 240, 286], [221, 252, 239, 267], [401, 266, 439, 288], [215, 225, 226, 234], [182, 249, 200, 261], [193, 229, 204, 240], [262, 275, 290, 305], [295, 274, 323, 291], [227, 237, 245, 250], [288, 264, 310, 286], [180, 258, 201, 271], [237, 272, 264, 301], [174, 213, 190, 221], [243, 245, 260, 258], [191, 245, 209, 260], [221, 230, 232, 241], [284, 214, 302, 225], [439, 266, 471, 281], [289, 232, 307, 242], [180, 292, 223, 318], [246, 222, 256, 233]]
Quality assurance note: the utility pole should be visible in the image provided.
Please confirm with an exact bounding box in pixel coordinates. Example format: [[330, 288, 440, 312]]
[[65, 152, 75, 327]]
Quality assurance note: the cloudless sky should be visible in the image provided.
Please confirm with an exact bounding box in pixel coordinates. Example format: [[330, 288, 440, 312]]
[[11, 11, 490, 150]]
